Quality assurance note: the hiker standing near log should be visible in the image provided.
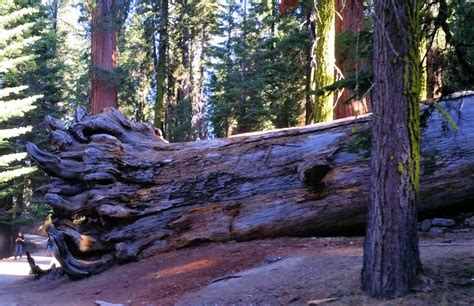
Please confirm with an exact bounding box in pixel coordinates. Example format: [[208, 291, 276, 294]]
[[46, 236, 54, 257], [14, 232, 25, 260]]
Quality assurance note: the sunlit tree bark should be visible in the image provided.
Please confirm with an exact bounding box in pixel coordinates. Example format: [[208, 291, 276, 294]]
[[90, 0, 119, 115], [313, 0, 335, 122], [304, 4, 315, 124]]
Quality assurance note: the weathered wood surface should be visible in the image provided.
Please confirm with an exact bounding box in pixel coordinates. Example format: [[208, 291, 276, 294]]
[[27, 94, 474, 278], [26, 251, 48, 279]]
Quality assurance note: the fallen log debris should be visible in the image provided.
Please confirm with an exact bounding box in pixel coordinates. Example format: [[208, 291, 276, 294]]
[[27, 94, 474, 278]]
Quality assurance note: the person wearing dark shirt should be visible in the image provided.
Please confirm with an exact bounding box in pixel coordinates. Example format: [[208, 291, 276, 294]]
[[46, 235, 54, 257], [14, 232, 25, 260]]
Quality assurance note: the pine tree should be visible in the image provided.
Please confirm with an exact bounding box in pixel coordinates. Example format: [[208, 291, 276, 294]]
[[208, 1, 307, 136], [118, 0, 156, 122], [0, 0, 68, 258], [362, 0, 422, 297], [58, 1, 91, 112], [0, 3, 41, 258], [154, 0, 168, 131], [262, 1, 308, 128], [435, 0, 474, 94], [208, 1, 240, 137], [162, 0, 217, 142]]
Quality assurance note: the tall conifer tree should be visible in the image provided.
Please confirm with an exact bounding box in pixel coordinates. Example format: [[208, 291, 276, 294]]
[[0, 3, 41, 258], [362, 0, 422, 297]]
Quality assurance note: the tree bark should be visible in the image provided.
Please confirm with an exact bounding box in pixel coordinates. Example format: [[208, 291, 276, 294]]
[[362, 0, 422, 298], [279, 0, 299, 15], [190, 3, 208, 141], [313, 0, 335, 122], [305, 6, 315, 125], [426, 48, 443, 99], [26, 250, 48, 279], [237, 0, 249, 134], [334, 0, 371, 119], [0, 196, 14, 259], [27, 95, 474, 279], [168, 0, 193, 142], [90, 0, 119, 115], [0, 223, 13, 259], [153, 0, 168, 131]]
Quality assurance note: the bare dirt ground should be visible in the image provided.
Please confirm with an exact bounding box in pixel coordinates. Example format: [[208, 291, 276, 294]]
[[1, 231, 473, 306]]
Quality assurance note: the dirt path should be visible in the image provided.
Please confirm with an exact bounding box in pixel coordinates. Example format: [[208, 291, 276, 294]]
[[0, 235, 55, 305], [3, 232, 474, 305], [178, 242, 474, 305], [176, 252, 363, 305]]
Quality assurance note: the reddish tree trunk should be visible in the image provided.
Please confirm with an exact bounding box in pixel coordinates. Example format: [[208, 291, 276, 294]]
[[279, 0, 298, 15], [91, 0, 118, 115], [334, 0, 371, 119]]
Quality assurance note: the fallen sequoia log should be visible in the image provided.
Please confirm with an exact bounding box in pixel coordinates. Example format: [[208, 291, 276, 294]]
[[27, 94, 474, 278]]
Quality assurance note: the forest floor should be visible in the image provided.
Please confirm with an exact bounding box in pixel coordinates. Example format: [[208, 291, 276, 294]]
[[1, 231, 473, 306]]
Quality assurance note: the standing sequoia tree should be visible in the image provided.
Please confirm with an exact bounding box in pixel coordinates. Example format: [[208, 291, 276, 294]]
[[362, 0, 422, 298], [334, 0, 370, 119], [90, 0, 129, 115]]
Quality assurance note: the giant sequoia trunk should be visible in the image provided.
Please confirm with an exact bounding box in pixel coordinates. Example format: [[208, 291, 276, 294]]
[[90, 0, 119, 115], [334, 0, 371, 119], [27, 94, 474, 278]]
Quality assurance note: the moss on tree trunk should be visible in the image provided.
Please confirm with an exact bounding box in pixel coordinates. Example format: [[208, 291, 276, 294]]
[[362, 0, 422, 298], [313, 0, 335, 122]]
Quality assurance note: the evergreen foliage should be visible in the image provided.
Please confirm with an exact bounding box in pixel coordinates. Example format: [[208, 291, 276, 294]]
[[118, 0, 156, 122], [208, 1, 308, 137], [0, 0, 63, 226], [112, 0, 472, 138], [0, 2, 39, 211], [437, 0, 474, 93]]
